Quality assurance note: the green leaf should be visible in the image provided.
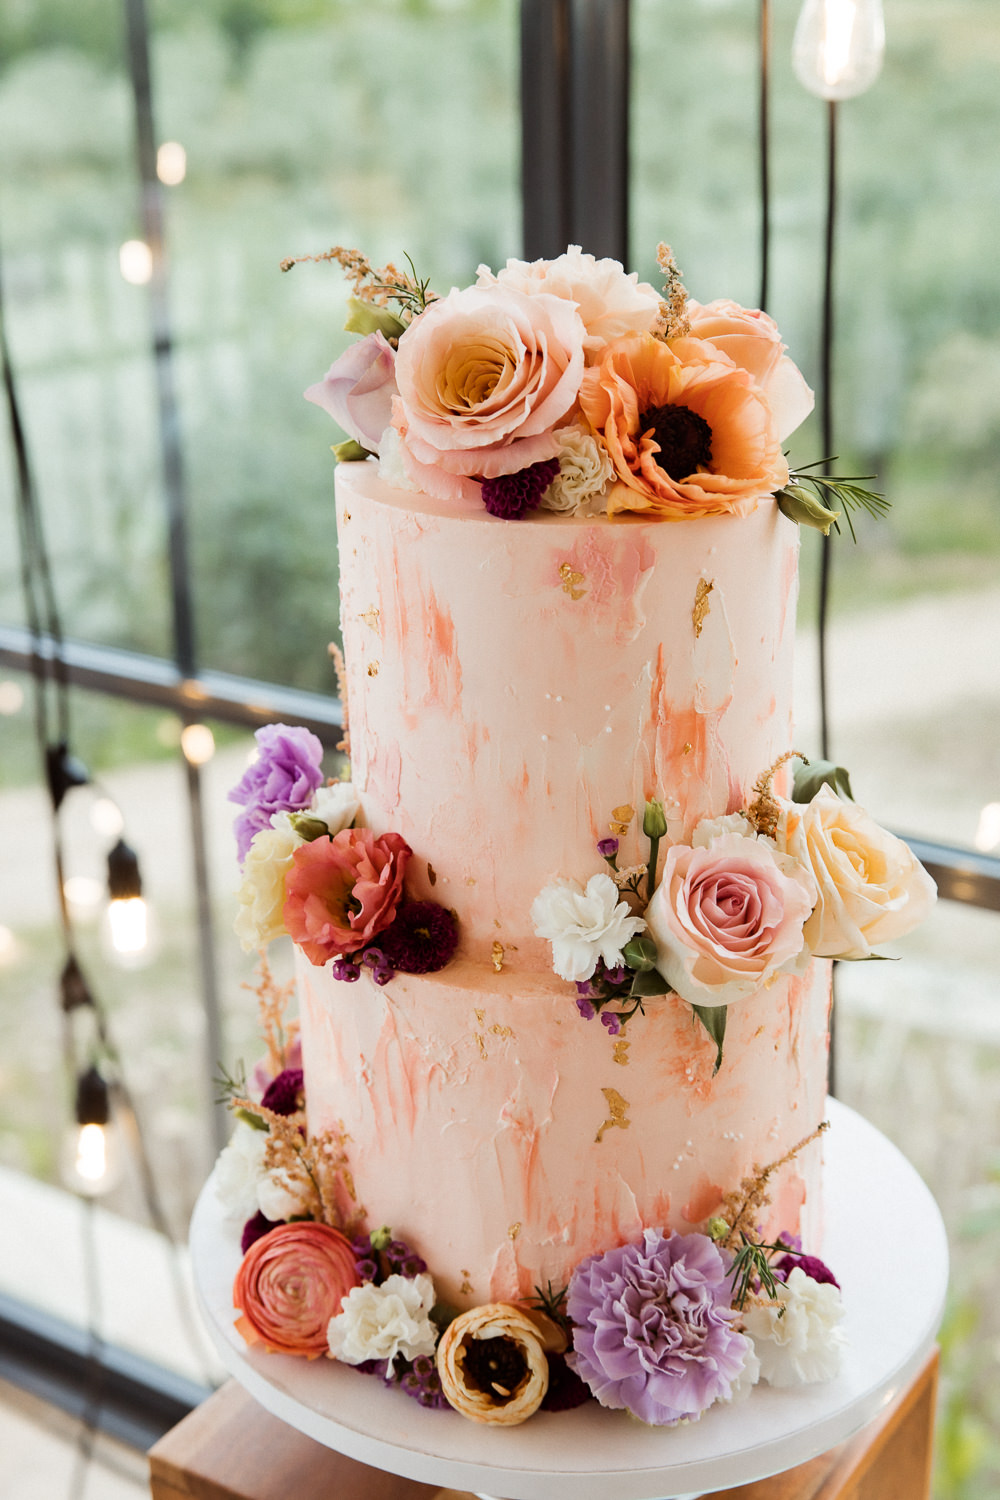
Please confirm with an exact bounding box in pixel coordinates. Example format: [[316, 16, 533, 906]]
[[792, 757, 854, 803], [691, 1003, 726, 1075], [629, 969, 671, 998], [622, 934, 659, 972], [234, 1107, 269, 1131], [343, 296, 406, 340]]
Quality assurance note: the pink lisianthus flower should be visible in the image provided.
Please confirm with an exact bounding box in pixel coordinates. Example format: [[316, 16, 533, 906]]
[[305, 332, 397, 453], [643, 833, 816, 1007], [233, 1221, 360, 1359], [391, 283, 587, 505], [685, 299, 814, 443], [283, 827, 412, 966]]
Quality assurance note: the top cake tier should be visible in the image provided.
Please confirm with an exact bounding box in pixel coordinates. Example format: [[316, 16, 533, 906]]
[[336, 460, 800, 967]]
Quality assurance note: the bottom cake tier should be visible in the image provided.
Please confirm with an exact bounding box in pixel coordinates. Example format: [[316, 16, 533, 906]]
[[297, 951, 832, 1306]]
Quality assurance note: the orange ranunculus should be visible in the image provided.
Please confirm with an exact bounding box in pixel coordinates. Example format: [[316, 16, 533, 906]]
[[578, 333, 789, 520], [233, 1220, 360, 1358]]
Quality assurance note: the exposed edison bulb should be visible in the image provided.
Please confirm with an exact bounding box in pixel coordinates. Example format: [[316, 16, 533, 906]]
[[61, 1068, 123, 1197], [793, 0, 885, 100], [181, 722, 216, 765], [106, 895, 149, 956], [156, 141, 187, 186], [975, 803, 1000, 853], [119, 239, 153, 285]]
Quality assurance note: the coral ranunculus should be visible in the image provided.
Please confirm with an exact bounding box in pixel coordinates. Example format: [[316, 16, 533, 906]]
[[283, 827, 412, 965], [233, 1220, 360, 1358], [579, 333, 789, 519]]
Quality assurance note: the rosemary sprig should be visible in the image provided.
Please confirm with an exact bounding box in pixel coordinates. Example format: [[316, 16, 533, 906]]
[[213, 1058, 248, 1107], [530, 1280, 572, 1336], [780, 460, 891, 543], [728, 1233, 782, 1311]]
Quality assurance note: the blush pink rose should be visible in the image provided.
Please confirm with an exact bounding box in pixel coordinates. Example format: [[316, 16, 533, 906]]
[[644, 833, 817, 1007], [392, 283, 587, 504], [283, 827, 411, 965], [233, 1220, 360, 1358], [686, 299, 814, 443], [304, 332, 397, 452]]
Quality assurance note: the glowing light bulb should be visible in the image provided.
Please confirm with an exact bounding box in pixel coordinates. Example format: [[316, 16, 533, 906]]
[[181, 722, 216, 765], [0, 680, 24, 714], [91, 797, 125, 839], [975, 803, 1000, 853], [119, 239, 153, 285], [61, 1068, 123, 1197], [793, 0, 885, 101], [156, 141, 187, 186], [107, 895, 148, 955]]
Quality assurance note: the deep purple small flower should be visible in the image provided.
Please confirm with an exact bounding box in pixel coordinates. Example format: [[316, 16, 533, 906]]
[[597, 837, 620, 858], [378, 901, 458, 974], [576, 996, 598, 1020], [228, 723, 325, 864], [567, 1230, 751, 1425], [600, 1011, 622, 1036], [240, 1210, 280, 1254], [480, 458, 560, 520], [775, 1251, 840, 1289], [541, 1352, 593, 1412], [604, 965, 627, 986], [332, 957, 362, 982], [260, 1067, 304, 1117]]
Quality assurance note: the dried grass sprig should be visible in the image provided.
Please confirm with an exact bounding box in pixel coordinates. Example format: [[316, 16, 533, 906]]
[[716, 1120, 829, 1257], [328, 641, 350, 758], [745, 750, 806, 839], [280, 245, 435, 322], [244, 955, 298, 1080], [233, 1096, 365, 1235], [655, 243, 691, 341]]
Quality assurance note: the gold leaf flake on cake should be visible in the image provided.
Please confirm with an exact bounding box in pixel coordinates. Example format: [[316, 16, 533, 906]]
[[359, 606, 380, 631], [490, 1024, 515, 1041], [608, 803, 635, 836], [475, 1009, 486, 1025], [612, 1037, 631, 1066], [595, 1087, 631, 1142], [460, 1275, 473, 1296], [692, 577, 714, 638], [558, 562, 586, 600], [508, 1222, 522, 1240], [683, 742, 693, 755], [366, 660, 380, 677], [475, 1033, 488, 1060], [491, 941, 505, 972]]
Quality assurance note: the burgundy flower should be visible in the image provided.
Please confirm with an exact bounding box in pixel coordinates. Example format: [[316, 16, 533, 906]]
[[481, 458, 560, 519], [775, 1251, 840, 1289], [541, 1352, 593, 1412], [229, 723, 324, 865], [378, 901, 458, 974], [567, 1229, 751, 1425], [241, 1210, 280, 1254], [260, 1068, 304, 1117]]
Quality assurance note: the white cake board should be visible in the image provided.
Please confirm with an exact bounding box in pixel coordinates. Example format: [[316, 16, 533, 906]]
[[190, 1098, 947, 1500]]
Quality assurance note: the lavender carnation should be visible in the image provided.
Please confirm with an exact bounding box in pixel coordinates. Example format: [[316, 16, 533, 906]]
[[229, 723, 325, 864], [481, 459, 560, 520], [567, 1229, 750, 1425], [378, 901, 458, 974]]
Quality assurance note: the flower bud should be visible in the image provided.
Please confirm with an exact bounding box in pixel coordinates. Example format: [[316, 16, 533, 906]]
[[343, 297, 406, 341], [642, 799, 668, 840], [332, 438, 372, 463], [777, 485, 840, 536], [706, 1217, 730, 1241], [287, 813, 331, 842], [370, 1224, 393, 1252]]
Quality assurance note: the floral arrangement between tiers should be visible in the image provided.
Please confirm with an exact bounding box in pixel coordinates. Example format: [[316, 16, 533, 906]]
[[294, 240, 886, 534], [215, 970, 845, 1427]]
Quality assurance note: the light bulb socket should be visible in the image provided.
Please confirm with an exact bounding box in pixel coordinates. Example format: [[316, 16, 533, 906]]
[[75, 1065, 111, 1127], [46, 741, 90, 810], [107, 838, 142, 900], [60, 954, 96, 1013]]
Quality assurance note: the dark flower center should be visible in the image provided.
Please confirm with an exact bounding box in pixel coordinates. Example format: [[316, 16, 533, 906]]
[[640, 403, 713, 480], [462, 1335, 528, 1402]]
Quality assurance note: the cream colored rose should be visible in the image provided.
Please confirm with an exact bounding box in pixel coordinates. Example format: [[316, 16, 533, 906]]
[[782, 786, 936, 958], [436, 1303, 549, 1425], [686, 298, 814, 442], [233, 817, 302, 951], [477, 245, 661, 356]]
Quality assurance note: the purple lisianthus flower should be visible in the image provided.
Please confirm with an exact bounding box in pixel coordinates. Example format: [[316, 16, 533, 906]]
[[567, 1229, 750, 1425], [260, 1067, 304, 1117], [229, 723, 325, 864]]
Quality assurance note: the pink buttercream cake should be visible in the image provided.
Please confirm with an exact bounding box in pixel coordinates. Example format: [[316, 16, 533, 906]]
[[297, 460, 831, 1304]]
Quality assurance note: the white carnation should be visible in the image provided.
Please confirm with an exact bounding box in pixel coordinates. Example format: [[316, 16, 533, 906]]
[[256, 1165, 313, 1223], [477, 245, 661, 355], [540, 425, 614, 514], [722, 1340, 761, 1404], [310, 780, 362, 836], [214, 1121, 268, 1223], [328, 1273, 438, 1375], [742, 1267, 847, 1387], [233, 819, 302, 952], [532, 872, 646, 982], [377, 424, 420, 491]]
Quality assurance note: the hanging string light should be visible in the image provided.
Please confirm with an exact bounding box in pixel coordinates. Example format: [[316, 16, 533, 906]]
[[61, 1065, 124, 1197], [793, 0, 885, 102]]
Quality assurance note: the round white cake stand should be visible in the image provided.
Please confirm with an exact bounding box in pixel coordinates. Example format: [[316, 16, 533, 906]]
[[190, 1097, 948, 1500]]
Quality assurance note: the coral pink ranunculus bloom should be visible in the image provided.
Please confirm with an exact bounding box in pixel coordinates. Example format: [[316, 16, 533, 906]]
[[686, 299, 814, 443], [392, 283, 587, 505], [283, 827, 411, 965], [233, 1220, 360, 1358], [579, 333, 789, 520], [644, 833, 816, 1007]]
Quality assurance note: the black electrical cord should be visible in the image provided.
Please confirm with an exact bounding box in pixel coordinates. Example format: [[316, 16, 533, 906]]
[[758, 0, 771, 314]]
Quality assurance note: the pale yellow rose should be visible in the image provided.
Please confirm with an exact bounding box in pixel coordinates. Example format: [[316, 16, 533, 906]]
[[782, 786, 936, 958], [233, 817, 302, 951]]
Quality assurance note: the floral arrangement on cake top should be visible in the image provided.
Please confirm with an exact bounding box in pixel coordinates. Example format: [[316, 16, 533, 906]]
[[229, 722, 457, 984], [535, 753, 936, 1068], [290, 241, 886, 533], [215, 969, 845, 1427]]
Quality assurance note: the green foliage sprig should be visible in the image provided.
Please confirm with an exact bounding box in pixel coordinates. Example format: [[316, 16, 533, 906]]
[[778, 459, 891, 541]]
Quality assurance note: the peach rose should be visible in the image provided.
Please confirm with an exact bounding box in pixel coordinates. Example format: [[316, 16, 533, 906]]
[[233, 1221, 360, 1358], [579, 334, 789, 519], [643, 833, 816, 1006], [392, 283, 586, 504], [476, 246, 661, 357], [686, 299, 814, 442], [781, 787, 937, 958], [283, 827, 411, 965]]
